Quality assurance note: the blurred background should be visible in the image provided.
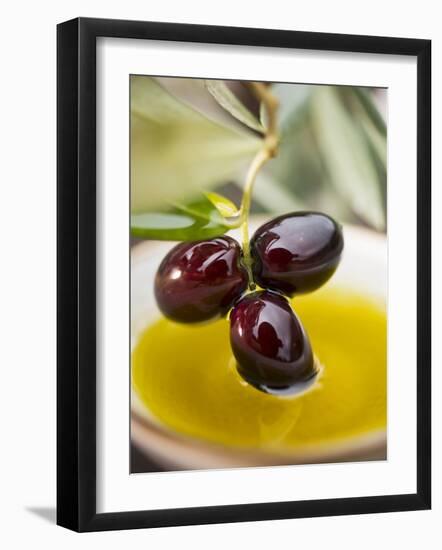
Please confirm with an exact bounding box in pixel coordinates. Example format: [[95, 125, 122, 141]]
[[130, 76, 387, 472], [131, 76, 387, 238]]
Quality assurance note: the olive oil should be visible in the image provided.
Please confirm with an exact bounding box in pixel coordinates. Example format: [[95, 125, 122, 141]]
[[132, 286, 386, 450]]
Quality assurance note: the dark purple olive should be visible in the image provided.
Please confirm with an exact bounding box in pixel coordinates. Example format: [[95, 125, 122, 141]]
[[251, 212, 344, 296], [154, 236, 248, 323], [230, 290, 317, 395]]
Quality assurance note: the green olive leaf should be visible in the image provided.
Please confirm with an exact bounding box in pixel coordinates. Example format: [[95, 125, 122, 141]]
[[272, 83, 313, 140], [311, 87, 385, 230], [205, 80, 265, 134], [204, 191, 240, 218], [351, 87, 387, 137], [336, 87, 387, 168], [253, 171, 307, 213], [131, 76, 261, 213], [130, 212, 228, 241], [131, 194, 231, 241]]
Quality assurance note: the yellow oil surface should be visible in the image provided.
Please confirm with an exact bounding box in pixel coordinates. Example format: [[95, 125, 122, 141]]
[[132, 286, 386, 450]]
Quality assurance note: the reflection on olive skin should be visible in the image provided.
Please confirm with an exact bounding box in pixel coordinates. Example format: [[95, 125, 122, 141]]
[[230, 290, 317, 394], [251, 212, 344, 296], [154, 236, 248, 323]]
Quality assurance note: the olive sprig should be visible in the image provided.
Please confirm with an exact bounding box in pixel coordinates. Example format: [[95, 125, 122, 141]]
[[153, 82, 344, 397], [239, 82, 280, 289]]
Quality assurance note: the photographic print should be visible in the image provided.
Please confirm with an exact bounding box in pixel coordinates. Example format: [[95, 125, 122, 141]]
[[57, 18, 430, 531], [130, 75, 388, 473]]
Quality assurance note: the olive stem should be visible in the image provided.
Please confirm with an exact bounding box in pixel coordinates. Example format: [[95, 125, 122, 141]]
[[240, 148, 271, 288], [240, 82, 279, 289]]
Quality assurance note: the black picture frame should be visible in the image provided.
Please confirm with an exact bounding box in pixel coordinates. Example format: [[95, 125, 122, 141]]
[[57, 17, 431, 532]]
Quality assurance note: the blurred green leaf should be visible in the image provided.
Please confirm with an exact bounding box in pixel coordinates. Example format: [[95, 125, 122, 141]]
[[357, 119, 387, 219], [131, 195, 231, 241], [272, 83, 313, 140], [205, 80, 264, 134], [253, 170, 307, 213], [311, 87, 385, 230], [267, 120, 328, 203], [204, 191, 239, 218], [131, 76, 261, 212], [338, 87, 387, 167], [337, 87, 387, 220], [359, 112, 387, 167], [351, 87, 387, 137]]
